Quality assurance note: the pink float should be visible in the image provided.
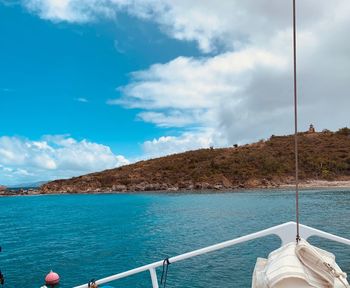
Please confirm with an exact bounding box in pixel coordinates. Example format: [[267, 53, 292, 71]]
[[45, 270, 60, 286]]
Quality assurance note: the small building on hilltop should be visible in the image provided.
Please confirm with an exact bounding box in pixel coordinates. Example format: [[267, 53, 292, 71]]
[[308, 124, 316, 133]]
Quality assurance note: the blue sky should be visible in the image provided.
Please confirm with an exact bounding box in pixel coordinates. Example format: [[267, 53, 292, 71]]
[[0, 3, 199, 157], [1, 0, 349, 185]]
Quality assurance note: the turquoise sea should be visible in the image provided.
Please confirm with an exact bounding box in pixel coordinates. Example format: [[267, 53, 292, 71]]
[[0, 189, 349, 287]]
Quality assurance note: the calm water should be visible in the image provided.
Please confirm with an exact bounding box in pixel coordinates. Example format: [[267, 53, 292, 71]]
[[0, 189, 349, 288]]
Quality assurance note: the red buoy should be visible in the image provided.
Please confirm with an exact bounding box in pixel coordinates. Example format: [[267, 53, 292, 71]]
[[45, 270, 60, 286]]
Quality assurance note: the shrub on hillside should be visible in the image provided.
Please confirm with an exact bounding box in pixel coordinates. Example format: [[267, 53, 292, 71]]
[[336, 127, 350, 136]]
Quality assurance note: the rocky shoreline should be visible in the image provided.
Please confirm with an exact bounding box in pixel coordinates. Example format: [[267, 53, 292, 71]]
[[280, 180, 350, 188], [0, 187, 42, 196], [1, 180, 350, 196]]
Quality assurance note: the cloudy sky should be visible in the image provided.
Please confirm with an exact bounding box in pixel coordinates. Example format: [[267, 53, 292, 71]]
[[1, 0, 349, 185]]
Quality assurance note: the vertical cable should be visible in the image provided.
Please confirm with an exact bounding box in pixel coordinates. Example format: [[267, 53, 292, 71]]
[[293, 0, 301, 242]]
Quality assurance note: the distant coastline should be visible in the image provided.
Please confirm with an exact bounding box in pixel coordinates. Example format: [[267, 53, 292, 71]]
[[1, 180, 350, 197], [2, 129, 350, 197]]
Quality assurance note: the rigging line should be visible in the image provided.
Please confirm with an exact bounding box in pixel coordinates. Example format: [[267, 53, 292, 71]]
[[0, 246, 3, 287], [160, 258, 171, 288], [293, 0, 301, 242]]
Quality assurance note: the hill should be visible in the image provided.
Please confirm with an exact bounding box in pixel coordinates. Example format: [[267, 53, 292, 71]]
[[8, 181, 48, 188], [40, 128, 350, 193]]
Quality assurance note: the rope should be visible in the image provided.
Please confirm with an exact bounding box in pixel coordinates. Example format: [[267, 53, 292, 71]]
[[88, 279, 98, 288], [323, 262, 349, 288], [160, 258, 171, 288], [292, 0, 301, 243]]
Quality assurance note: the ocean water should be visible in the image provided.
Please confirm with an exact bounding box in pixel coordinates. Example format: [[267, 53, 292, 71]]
[[0, 189, 349, 288]]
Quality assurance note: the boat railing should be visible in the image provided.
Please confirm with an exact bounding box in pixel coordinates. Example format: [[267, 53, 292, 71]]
[[74, 221, 350, 288]]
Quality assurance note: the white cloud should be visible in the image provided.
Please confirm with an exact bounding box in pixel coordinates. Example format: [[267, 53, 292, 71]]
[[0, 135, 129, 186], [112, 49, 287, 111], [17, 0, 350, 158], [75, 97, 89, 103], [110, 47, 291, 150], [137, 110, 204, 128], [21, 0, 345, 53], [109, 0, 350, 155], [142, 129, 218, 159], [23, 0, 117, 23]]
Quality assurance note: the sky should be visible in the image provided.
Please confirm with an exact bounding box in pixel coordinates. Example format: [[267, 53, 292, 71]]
[[0, 0, 350, 186]]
